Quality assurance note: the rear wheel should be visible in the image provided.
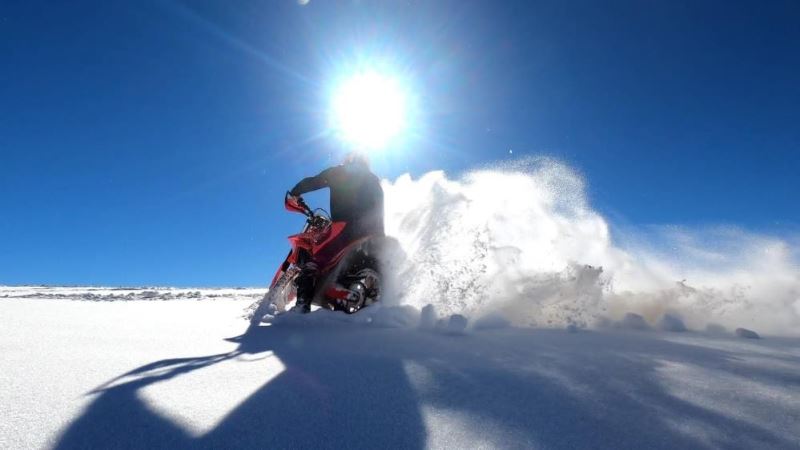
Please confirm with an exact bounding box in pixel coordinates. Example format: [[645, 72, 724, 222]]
[[343, 268, 380, 314]]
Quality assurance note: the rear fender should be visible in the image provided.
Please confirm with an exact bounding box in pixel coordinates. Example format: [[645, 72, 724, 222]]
[[323, 284, 354, 301]]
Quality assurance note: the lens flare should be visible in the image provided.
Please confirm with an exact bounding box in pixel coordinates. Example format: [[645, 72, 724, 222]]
[[330, 71, 408, 150]]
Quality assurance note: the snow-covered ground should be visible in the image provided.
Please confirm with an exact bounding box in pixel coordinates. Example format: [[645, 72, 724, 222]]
[[2, 286, 799, 449]]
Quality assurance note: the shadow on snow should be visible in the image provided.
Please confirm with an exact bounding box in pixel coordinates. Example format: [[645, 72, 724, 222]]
[[54, 321, 800, 449]]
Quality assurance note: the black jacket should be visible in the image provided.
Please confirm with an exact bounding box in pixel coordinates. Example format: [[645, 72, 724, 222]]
[[290, 164, 384, 238]]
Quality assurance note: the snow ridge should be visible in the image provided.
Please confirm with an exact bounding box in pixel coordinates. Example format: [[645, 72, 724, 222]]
[[0, 286, 265, 302]]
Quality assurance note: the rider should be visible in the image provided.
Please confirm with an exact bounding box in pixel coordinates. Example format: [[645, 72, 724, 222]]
[[287, 152, 384, 313]]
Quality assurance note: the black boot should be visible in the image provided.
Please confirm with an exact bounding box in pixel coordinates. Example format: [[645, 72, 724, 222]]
[[294, 262, 318, 314]]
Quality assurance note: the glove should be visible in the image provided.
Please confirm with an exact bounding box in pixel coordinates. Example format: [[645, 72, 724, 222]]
[[287, 192, 308, 209]]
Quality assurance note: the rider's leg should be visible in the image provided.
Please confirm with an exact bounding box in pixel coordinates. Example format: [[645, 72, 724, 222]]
[[294, 261, 319, 313], [293, 224, 367, 313], [293, 228, 352, 313]]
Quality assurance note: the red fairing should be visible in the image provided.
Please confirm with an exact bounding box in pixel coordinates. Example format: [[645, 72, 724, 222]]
[[319, 236, 370, 273], [312, 222, 346, 253], [277, 221, 358, 283], [288, 233, 314, 252], [287, 221, 339, 253]]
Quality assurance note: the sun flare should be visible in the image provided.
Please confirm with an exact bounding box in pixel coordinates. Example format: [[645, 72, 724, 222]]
[[330, 71, 408, 151]]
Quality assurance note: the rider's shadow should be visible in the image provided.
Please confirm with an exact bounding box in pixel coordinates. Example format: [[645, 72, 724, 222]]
[[54, 323, 427, 449]]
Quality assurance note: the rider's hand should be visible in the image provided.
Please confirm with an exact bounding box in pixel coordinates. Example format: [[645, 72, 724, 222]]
[[289, 192, 307, 208]]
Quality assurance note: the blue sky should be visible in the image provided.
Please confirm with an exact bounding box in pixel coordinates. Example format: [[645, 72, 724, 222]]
[[1, 0, 798, 286]]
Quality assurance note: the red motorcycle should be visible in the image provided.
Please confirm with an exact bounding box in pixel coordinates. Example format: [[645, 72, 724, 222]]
[[249, 193, 387, 324]]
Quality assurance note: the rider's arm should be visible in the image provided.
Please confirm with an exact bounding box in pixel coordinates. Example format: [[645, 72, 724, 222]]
[[289, 166, 338, 196]]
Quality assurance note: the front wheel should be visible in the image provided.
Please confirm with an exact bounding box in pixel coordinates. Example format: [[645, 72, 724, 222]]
[[248, 270, 297, 325]]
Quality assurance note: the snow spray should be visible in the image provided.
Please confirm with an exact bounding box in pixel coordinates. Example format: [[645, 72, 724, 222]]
[[381, 158, 800, 335]]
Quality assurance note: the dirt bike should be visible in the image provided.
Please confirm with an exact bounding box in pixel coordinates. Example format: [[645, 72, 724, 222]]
[[249, 192, 388, 325]]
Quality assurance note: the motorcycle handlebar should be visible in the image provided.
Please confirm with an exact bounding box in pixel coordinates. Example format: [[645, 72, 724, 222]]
[[285, 191, 312, 217]]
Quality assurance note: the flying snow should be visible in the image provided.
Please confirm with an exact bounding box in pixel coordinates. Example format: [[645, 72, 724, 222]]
[[381, 158, 800, 336]]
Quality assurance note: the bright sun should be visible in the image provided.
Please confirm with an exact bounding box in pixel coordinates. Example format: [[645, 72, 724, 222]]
[[330, 71, 408, 150]]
